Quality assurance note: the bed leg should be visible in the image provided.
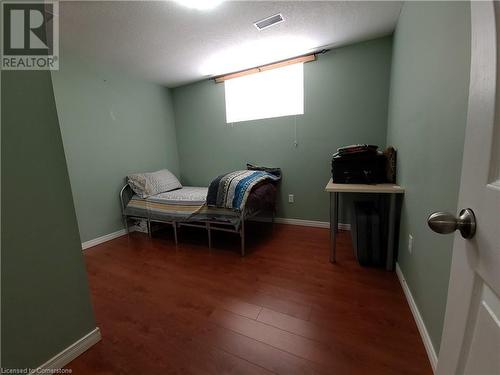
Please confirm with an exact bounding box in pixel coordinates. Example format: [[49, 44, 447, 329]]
[[207, 223, 212, 249], [240, 219, 245, 257], [147, 219, 152, 237], [123, 215, 130, 235], [173, 222, 178, 245]]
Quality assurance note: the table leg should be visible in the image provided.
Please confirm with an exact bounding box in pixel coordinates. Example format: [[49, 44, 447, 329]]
[[330, 192, 339, 263], [386, 193, 396, 271], [334, 192, 339, 233]]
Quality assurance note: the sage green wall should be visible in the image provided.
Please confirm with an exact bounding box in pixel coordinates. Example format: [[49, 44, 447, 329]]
[[51, 54, 179, 243], [386, 2, 470, 352], [172, 37, 393, 223], [1, 71, 96, 368]]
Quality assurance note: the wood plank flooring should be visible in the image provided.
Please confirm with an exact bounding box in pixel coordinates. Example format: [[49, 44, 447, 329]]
[[66, 223, 432, 374]]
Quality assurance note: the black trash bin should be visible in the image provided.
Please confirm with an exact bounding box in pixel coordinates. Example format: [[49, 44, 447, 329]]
[[351, 201, 385, 267]]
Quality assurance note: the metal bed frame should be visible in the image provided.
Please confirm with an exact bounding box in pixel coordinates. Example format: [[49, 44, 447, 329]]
[[119, 184, 273, 256]]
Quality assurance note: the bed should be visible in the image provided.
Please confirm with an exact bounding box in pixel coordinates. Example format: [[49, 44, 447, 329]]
[[120, 179, 278, 256]]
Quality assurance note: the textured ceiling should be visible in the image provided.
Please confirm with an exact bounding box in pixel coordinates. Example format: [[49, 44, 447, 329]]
[[59, 1, 402, 87]]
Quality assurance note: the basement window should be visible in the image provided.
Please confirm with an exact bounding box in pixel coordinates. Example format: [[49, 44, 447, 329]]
[[224, 63, 304, 123]]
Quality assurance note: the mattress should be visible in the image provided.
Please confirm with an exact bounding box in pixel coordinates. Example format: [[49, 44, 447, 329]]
[[125, 186, 208, 222], [149, 187, 208, 205], [125, 183, 276, 228]]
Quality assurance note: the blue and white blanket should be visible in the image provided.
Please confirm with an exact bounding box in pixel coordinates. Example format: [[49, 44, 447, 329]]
[[207, 170, 281, 211]]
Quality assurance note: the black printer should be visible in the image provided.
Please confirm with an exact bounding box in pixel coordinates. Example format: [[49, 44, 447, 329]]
[[331, 144, 392, 184]]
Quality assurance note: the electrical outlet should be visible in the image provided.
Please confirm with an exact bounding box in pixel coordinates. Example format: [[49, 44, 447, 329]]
[[408, 234, 414, 254], [288, 194, 294, 203]]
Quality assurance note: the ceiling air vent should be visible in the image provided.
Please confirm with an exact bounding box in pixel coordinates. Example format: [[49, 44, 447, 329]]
[[254, 13, 284, 31]]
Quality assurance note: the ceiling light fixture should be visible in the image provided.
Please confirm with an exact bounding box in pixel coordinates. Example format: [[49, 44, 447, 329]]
[[173, 0, 224, 10]]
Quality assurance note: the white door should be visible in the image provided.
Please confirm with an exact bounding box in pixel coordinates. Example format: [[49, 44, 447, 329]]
[[435, 1, 500, 374]]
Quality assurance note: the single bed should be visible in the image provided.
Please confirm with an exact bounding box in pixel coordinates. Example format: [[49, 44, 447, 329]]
[[120, 182, 277, 256]]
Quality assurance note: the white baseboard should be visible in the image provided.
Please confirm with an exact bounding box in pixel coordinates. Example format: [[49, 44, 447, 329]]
[[396, 263, 437, 372], [30, 327, 101, 374], [274, 217, 351, 231], [82, 229, 127, 250], [81, 218, 350, 250]]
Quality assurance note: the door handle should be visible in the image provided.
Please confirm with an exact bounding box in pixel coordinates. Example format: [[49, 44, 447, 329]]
[[427, 208, 476, 239]]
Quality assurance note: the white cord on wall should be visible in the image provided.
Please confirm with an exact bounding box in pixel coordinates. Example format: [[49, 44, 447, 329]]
[[293, 115, 299, 148]]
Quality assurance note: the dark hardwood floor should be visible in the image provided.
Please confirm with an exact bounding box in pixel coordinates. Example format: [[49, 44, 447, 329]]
[[67, 223, 432, 375]]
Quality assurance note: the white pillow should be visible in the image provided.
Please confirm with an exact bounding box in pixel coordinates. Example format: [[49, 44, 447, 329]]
[[127, 169, 182, 198]]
